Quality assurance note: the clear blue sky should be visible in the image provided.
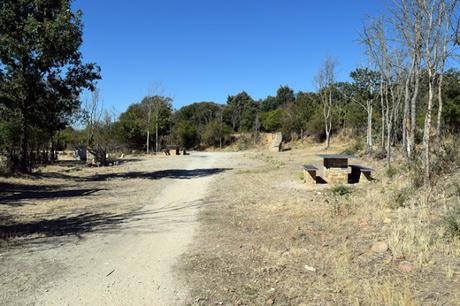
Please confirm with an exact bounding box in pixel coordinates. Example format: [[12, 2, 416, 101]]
[[74, 0, 386, 113]]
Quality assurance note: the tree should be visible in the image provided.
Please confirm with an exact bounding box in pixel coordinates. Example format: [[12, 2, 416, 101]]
[[226, 91, 256, 131], [202, 120, 232, 147], [0, 0, 100, 172], [350, 68, 380, 153], [83, 88, 108, 165], [315, 57, 337, 149], [142, 96, 173, 152], [260, 109, 284, 132], [420, 0, 457, 183], [172, 121, 197, 149], [275, 86, 296, 106]]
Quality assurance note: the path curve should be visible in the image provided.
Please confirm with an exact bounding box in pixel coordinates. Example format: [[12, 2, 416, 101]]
[[34, 152, 230, 306]]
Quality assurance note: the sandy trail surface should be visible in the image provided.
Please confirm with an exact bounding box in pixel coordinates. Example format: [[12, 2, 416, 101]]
[[0, 152, 232, 306]]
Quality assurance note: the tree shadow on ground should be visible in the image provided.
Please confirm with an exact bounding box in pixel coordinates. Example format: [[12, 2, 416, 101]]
[[0, 182, 105, 207], [0, 198, 214, 251], [85, 168, 232, 181]]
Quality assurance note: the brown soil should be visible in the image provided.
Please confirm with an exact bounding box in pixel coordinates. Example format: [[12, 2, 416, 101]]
[[179, 143, 460, 305]]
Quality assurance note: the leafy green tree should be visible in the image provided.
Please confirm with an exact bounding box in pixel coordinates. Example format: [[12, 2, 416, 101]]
[[173, 102, 222, 127], [260, 86, 295, 112], [226, 91, 257, 131], [0, 0, 100, 172], [117, 104, 146, 149], [275, 86, 295, 106], [116, 96, 172, 150], [142, 96, 173, 152], [261, 109, 284, 132], [442, 69, 460, 133], [172, 121, 198, 149], [202, 120, 232, 147]]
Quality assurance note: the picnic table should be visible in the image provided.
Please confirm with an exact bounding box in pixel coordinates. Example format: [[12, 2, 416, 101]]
[[303, 154, 374, 185], [318, 154, 355, 184]]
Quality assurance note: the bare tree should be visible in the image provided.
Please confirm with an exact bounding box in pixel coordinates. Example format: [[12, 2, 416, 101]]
[[145, 83, 166, 153], [315, 57, 337, 150], [363, 16, 407, 167], [391, 0, 424, 159], [84, 88, 107, 166], [435, 0, 458, 154]]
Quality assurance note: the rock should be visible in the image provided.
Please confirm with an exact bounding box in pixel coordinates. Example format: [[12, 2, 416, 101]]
[[383, 217, 392, 224], [266, 299, 274, 305], [371, 241, 388, 253], [399, 262, 413, 272], [304, 265, 316, 272], [359, 219, 369, 227]]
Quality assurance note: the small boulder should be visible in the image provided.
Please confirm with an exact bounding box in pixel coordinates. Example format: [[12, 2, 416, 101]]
[[399, 262, 413, 272], [304, 265, 316, 272], [371, 241, 388, 253]]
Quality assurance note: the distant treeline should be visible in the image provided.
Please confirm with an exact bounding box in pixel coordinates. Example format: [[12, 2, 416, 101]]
[[56, 68, 459, 154], [1, 0, 459, 179]]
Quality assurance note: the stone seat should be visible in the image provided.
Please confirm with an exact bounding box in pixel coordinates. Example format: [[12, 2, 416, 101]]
[[349, 164, 374, 183], [303, 164, 318, 185]]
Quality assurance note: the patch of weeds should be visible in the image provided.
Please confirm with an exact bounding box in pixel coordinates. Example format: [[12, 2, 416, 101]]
[[373, 149, 386, 160], [444, 208, 460, 239], [242, 284, 258, 296], [407, 160, 424, 189], [341, 140, 363, 155], [392, 188, 411, 208], [328, 196, 354, 217], [386, 166, 398, 179], [298, 171, 305, 181], [331, 185, 352, 196]]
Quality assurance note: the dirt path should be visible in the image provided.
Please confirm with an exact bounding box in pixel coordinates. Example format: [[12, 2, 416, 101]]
[[1, 152, 232, 306]]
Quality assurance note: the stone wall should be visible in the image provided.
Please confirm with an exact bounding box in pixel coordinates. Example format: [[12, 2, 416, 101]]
[[324, 168, 349, 184]]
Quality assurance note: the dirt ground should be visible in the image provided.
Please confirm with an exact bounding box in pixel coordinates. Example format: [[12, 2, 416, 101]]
[[0, 152, 234, 305], [179, 142, 460, 305], [1, 144, 459, 305]]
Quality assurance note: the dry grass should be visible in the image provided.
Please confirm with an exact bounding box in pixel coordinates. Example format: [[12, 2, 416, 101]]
[[180, 143, 460, 305]]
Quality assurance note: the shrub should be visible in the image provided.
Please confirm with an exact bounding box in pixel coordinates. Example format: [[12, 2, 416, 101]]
[[331, 185, 352, 196], [373, 149, 386, 160], [386, 166, 398, 178], [392, 188, 411, 208], [444, 208, 460, 239]]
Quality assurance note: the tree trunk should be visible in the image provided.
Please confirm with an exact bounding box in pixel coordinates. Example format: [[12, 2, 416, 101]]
[[409, 66, 420, 158], [19, 117, 29, 173], [385, 89, 391, 168], [155, 118, 159, 153], [380, 80, 385, 150], [435, 74, 444, 154], [367, 103, 373, 154], [146, 130, 150, 153], [423, 77, 434, 184], [402, 58, 414, 160]]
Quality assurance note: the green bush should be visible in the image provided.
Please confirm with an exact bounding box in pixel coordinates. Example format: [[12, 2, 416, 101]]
[[341, 140, 364, 155], [331, 185, 352, 196], [392, 188, 410, 208], [444, 208, 460, 239]]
